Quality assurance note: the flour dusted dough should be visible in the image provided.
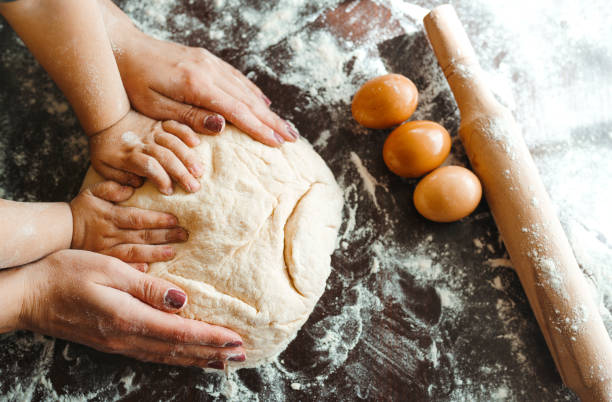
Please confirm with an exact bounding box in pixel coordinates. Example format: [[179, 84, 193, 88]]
[[82, 125, 343, 368]]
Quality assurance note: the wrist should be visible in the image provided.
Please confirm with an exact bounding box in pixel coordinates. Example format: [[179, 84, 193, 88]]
[[57, 202, 75, 251], [0, 266, 29, 333]]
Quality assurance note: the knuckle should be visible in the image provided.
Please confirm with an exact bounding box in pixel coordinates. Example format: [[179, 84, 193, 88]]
[[178, 106, 202, 127], [128, 213, 143, 228], [124, 245, 137, 261], [141, 230, 153, 243]]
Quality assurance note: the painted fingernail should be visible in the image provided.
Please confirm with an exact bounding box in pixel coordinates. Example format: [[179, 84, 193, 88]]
[[223, 341, 243, 347], [274, 132, 285, 145], [204, 115, 225, 133], [228, 353, 246, 362], [262, 94, 272, 106], [177, 229, 189, 241], [207, 361, 225, 370], [285, 122, 299, 139], [164, 288, 187, 309]]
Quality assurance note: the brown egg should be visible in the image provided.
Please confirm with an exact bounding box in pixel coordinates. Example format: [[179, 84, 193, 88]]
[[413, 166, 482, 223], [383, 121, 451, 178], [351, 74, 418, 129]]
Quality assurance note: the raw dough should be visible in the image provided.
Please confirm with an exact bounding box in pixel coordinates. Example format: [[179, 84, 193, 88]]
[[82, 125, 343, 368]]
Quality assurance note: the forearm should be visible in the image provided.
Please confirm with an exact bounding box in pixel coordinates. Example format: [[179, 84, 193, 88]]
[[0, 200, 72, 269], [96, 0, 144, 53], [0, 0, 130, 134]]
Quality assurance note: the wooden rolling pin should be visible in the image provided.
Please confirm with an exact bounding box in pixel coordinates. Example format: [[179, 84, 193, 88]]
[[423, 5, 611, 401]]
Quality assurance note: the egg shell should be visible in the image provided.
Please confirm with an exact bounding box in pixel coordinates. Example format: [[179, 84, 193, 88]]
[[351, 74, 418, 129], [413, 166, 482, 223], [383, 120, 451, 178]]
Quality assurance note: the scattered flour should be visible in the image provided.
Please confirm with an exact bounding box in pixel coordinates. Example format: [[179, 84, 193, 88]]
[[0, 0, 609, 401]]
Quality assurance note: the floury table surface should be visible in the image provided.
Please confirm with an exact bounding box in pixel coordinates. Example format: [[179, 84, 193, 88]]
[[0, 1, 610, 400]]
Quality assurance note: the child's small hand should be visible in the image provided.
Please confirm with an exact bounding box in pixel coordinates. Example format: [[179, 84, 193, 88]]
[[89, 110, 204, 195], [70, 180, 188, 264]]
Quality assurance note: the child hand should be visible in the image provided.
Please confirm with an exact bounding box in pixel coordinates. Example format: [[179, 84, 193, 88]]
[[114, 30, 299, 146], [70, 180, 188, 264], [89, 110, 204, 195]]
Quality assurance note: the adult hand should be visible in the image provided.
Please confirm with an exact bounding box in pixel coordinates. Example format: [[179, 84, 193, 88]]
[[71, 180, 188, 266], [17, 250, 245, 369], [112, 26, 299, 146]]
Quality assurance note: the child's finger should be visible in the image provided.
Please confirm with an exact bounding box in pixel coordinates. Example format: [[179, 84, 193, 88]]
[[94, 162, 144, 188], [120, 227, 188, 245], [153, 93, 225, 136], [161, 120, 201, 147], [89, 181, 134, 203], [101, 244, 175, 263], [126, 153, 173, 195], [154, 132, 204, 178], [111, 205, 178, 229], [128, 263, 149, 272], [144, 145, 200, 193]]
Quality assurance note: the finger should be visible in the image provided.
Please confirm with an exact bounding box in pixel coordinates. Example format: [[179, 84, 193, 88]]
[[196, 86, 284, 147], [101, 244, 175, 264], [114, 335, 246, 364], [128, 263, 149, 272], [154, 131, 204, 178], [92, 162, 143, 188], [124, 351, 227, 370], [217, 76, 298, 142], [120, 227, 188, 245], [143, 144, 200, 193], [111, 205, 178, 229], [151, 91, 225, 136], [125, 153, 173, 195], [88, 181, 135, 203], [100, 267, 244, 347], [161, 120, 201, 148]]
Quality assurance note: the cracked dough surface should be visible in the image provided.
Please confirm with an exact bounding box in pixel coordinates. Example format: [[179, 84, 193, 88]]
[[82, 125, 343, 368]]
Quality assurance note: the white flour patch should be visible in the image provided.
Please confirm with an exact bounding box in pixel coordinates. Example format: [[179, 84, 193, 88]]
[[349, 151, 385, 208], [121, 131, 141, 146]]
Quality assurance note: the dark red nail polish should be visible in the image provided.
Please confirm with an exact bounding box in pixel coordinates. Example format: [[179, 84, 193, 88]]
[[178, 229, 188, 241], [204, 115, 225, 133], [164, 289, 186, 309], [262, 94, 272, 106], [228, 354, 246, 362], [207, 361, 224, 370], [223, 341, 243, 347]]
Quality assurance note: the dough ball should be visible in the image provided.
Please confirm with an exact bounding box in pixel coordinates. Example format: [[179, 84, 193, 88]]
[[413, 166, 482, 223], [82, 125, 344, 368], [383, 120, 451, 178], [351, 73, 418, 129]]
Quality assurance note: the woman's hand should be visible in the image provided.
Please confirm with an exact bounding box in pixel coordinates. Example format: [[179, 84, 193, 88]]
[[106, 15, 298, 146], [16, 250, 245, 369], [70, 181, 188, 266], [89, 110, 204, 195]]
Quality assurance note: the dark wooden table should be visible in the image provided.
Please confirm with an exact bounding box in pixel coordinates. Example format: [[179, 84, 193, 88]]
[[1, 1, 610, 400]]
